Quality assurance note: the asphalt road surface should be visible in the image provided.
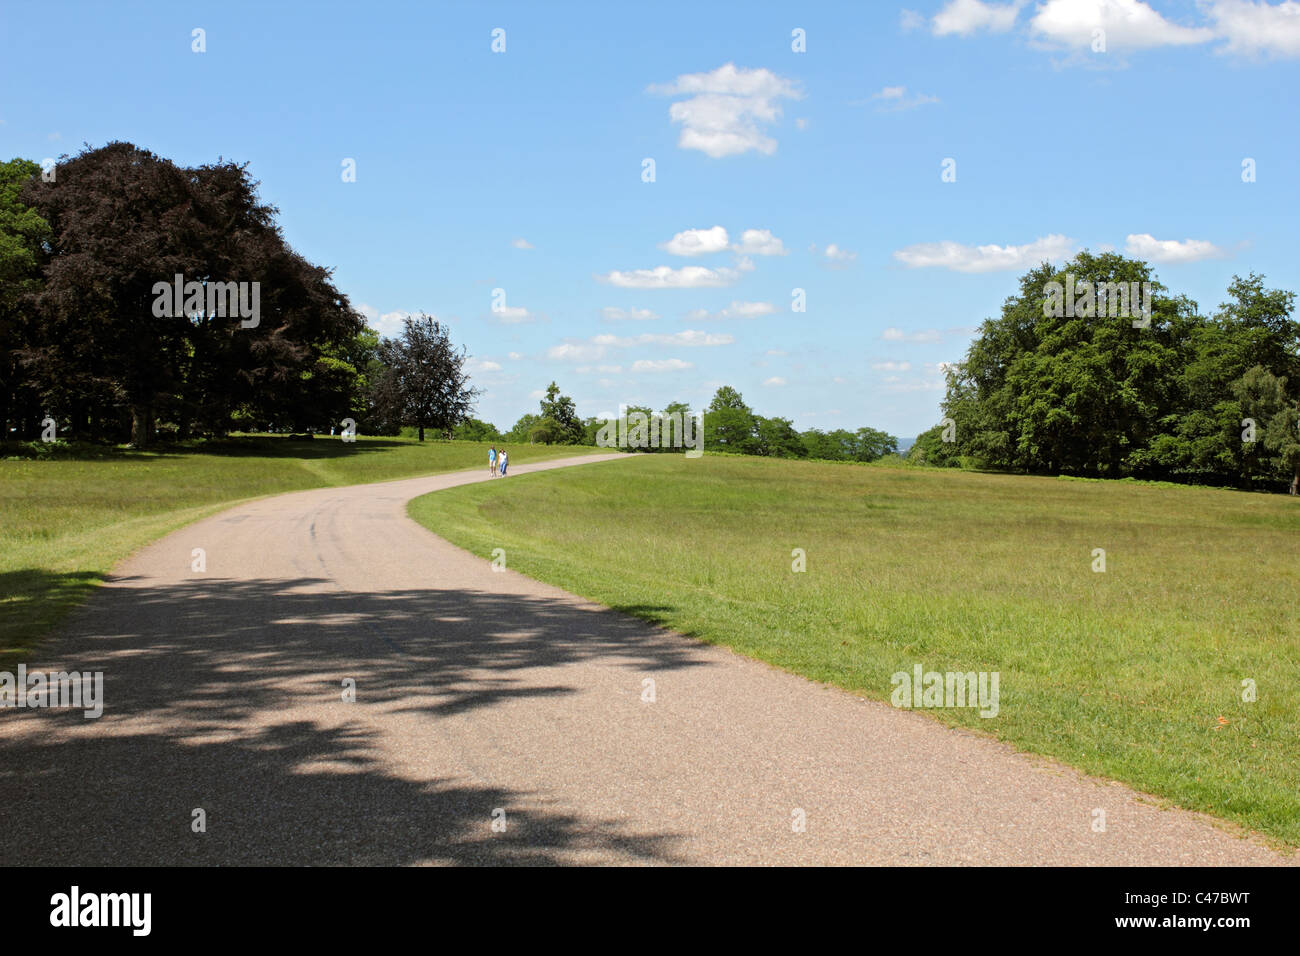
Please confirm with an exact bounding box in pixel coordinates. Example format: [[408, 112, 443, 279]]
[[1, 453, 1292, 865]]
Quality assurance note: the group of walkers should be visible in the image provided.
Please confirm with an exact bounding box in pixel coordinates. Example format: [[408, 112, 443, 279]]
[[488, 446, 508, 478]]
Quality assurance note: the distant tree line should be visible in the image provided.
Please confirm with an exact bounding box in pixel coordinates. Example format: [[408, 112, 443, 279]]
[[502, 381, 900, 463], [908, 252, 1300, 494]]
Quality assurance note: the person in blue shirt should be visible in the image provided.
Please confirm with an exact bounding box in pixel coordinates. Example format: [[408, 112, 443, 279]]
[[488, 446, 497, 476]]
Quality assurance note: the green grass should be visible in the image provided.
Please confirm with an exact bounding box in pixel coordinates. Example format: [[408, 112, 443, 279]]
[[409, 454, 1300, 846], [1, 435, 601, 659]]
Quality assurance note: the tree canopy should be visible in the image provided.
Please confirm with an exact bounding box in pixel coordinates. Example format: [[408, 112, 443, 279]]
[[922, 253, 1300, 492]]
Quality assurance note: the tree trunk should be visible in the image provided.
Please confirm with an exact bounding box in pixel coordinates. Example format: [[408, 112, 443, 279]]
[[1290, 466, 1298, 496], [130, 403, 151, 448], [418, 424, 425, 442]]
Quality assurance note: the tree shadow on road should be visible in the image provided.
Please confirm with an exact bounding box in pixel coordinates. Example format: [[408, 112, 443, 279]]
[[0, 578, 709, 865]]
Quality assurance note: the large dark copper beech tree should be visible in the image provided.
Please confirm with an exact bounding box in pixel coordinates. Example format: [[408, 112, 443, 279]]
[[13, 141, 367, 446]]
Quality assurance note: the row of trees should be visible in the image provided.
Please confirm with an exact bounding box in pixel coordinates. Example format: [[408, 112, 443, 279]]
[[908, 252, 1300, 493], [492, 381, 900, 462], [0, 144, 484, 446]]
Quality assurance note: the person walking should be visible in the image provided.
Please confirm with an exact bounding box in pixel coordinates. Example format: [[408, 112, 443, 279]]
[[488, 446, 497, 477], [499, 449, 508, 477]]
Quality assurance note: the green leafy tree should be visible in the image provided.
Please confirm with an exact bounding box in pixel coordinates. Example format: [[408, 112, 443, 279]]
[[538, 381, 583, 443], [0, 158, 48, 439], [755, 416, 806, 458], [453, 418, 502, 442], [372, 314, 480, 441], [1236, 366, 1300, 494], [852, 427, 899, 462], [704, 386, 757, 454], [906, 424, 960, 467], [507, 413, 541, 442], [528, 418, 568, 444], [801, 428, 855, 461]]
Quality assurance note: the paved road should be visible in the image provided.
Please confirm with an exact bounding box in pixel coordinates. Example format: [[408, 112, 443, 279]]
[[1, 453, 1292, 865]]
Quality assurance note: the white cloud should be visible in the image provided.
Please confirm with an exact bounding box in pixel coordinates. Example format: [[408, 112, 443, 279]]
[[732, 228, 787, 256], [893, 234, 1075, 272], [601, 306, 659, 321], [511, 238, 534, 250], [631, 358, 694, 372], [357, 304, 421, 338], [933, 0, 1025, 36], [872, 361, 913, 371], [468, 359, 502, 372], [870, 85, 940, 111], [811, 242, 858, 264], [881, 328, 944, 343], [1124, 233, 1226, 263], [763, 377, 787, 386], [661, 226, 730, 256], [928, 0, 1300, 59], [649, 63, 802, 158], [597, 264, 741, 288], [550, 330, 733, 363], [685, 300, 776, 321], [1029, 0, 1213, 51], [576, 364, 624, 374], [547, 343, 607, 362], [592, 330, 734, 347], [1207, 0, 1300, 58], [900, 9, 928, 31], [508, 351, 523, 360], [491, 305, 534, 324]]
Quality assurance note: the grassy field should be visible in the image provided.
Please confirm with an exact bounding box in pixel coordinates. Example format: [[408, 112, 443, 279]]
[[1, 436, 600, 659], [409, 454, 1300, 845]]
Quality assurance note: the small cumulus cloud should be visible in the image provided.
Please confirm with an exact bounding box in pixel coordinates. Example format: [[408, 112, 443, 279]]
[[732, 228, 787, 256], [893, 234, 1075, 272], [649, 62, 802, 158], [661, 226, 731, 256], [631, 358, 694, 372], [685, 300, 776, 321], [597, 264, 742, 289], [491, 305, 536, 324], [592, 330, 734, 347], [933, 0, 1025, 36], [357, 303, 420, 338], [811, 242, 858, 265], [601, 306, 659, 321], [1124, 233, 1226, 263], [868, 85, 940, 111], [1029, 0, 1212, 52]]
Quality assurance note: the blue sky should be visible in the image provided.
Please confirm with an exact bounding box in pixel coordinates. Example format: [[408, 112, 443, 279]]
[[3, 0, 1298, 436]]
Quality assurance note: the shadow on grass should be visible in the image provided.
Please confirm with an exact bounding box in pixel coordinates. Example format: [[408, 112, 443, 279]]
[[0, 575, 708, 865], [0, 569, 108, 663], [0, 436, 413, 462]]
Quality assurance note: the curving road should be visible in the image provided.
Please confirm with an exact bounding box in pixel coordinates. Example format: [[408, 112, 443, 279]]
[[1, 453, 1292, 865]]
